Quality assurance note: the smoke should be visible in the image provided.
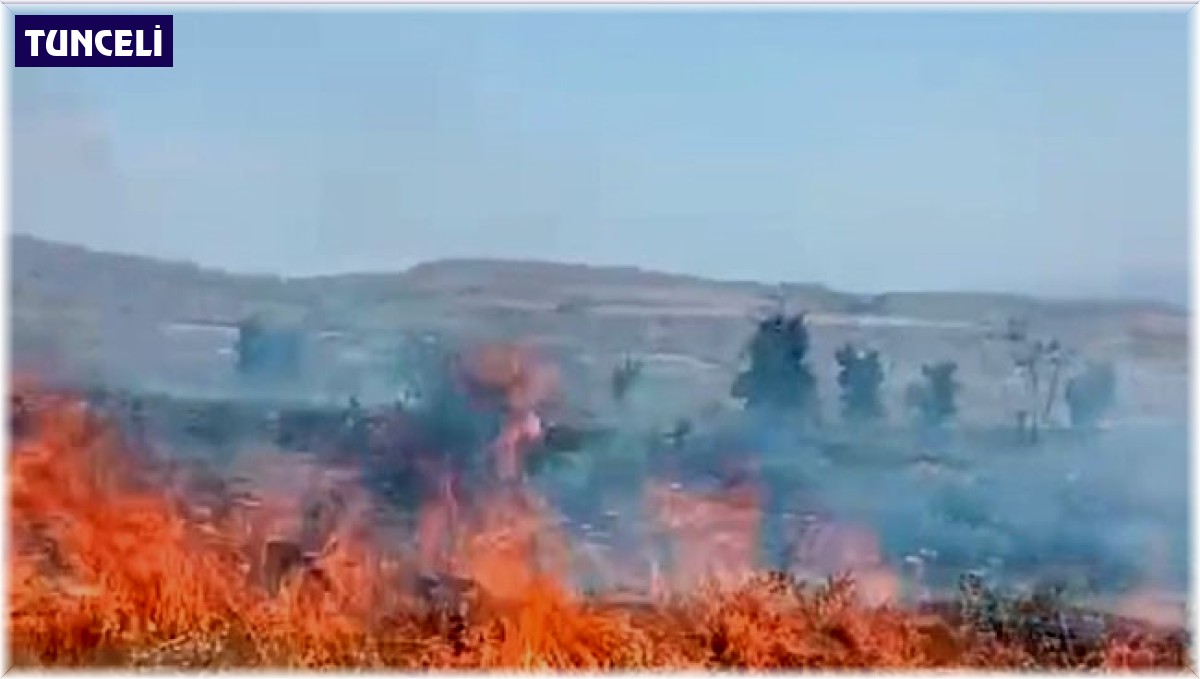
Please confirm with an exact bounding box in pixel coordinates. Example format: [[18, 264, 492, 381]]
[[535, 395, 1189, 608], [33, 330, 1190, 621]]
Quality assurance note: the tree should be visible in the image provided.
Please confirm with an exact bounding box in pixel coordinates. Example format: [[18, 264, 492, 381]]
[[994, 318, 1069, 444], [235, 316, 265, 375], [1064, 361, 1116, 429], [1015, 338, 1068, 442], [235, 316, 301, 383], [731, 313, 819, 421], [905, 361, 960, 428], [611, 355, 644, 405], [835, 343, 885, 423]]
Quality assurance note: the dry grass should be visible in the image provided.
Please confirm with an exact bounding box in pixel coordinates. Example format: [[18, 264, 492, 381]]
[[8, 390, 1191, 670]]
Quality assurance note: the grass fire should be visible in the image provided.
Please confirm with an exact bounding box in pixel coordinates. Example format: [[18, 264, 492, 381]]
[[7, 342, 1190, 670], [11, 7, 1189, 670]]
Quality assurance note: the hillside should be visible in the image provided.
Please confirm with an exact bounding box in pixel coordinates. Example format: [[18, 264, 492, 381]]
[[10, 234, 1189, 422]]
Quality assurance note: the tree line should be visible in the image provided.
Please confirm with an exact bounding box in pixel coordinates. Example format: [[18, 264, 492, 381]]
[[719, 312, 1117, 436], [234, 308, 1118, 439]]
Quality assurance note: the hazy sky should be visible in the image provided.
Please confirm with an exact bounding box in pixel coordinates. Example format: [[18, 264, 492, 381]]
[[12, 7, 1189, 300]]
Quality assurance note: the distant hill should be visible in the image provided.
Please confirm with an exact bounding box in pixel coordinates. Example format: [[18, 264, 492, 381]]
[[10, 234, 1188, 423], [12, 234, 1183, 322]]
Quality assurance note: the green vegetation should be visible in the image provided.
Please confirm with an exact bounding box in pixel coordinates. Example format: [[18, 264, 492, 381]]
[[834, 343, 886, 423], [1065, 361, 1117, 429], [905, 361, 960, 429], [235, 316, 302, 384], [731, 313, 819, 423], [610, 355, 644, 405]]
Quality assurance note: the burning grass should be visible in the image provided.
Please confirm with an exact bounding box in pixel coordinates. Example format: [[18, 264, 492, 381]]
[[8, 389, 1191, 670]]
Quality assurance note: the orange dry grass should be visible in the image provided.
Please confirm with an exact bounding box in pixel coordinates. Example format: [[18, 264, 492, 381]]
[[8, 396, 1191, 670], [646, 480, 760, 592], [10, 400, 257, 665]]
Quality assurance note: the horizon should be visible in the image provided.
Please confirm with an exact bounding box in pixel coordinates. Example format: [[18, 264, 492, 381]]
[[13, 7, 1189, 305], [13, 232, 1188, 310]]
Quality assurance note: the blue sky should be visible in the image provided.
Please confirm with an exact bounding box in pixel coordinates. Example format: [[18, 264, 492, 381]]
[[12, 7, 1189, 301]]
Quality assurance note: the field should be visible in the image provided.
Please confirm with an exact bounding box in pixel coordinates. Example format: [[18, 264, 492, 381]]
[[12, 235, 1188, 422], [7, 388, 1190, 670], [8, 236, 1192, 670]]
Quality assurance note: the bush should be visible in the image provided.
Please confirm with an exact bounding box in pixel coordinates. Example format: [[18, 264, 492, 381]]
[[235, 316, 301, 383], [1065, 361, 1116, 429], [834, 343, 885, 423], [731, 313, 819, 422], [905, 361, 959, 428], [610, 355, 644, 405]]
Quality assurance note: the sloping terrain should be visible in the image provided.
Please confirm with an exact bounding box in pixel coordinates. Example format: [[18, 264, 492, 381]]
[[8, 239, 1191, 669], [11, 234, 1189, 423]]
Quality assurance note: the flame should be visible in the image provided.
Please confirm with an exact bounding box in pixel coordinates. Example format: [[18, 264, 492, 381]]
[[7, 379, 1189, 670], [784, 512, 899, 608], [646, 479, 760, 592]]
